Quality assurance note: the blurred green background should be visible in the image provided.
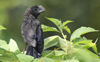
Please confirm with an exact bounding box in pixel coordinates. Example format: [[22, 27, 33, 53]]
[[0, 0, 100, 52]]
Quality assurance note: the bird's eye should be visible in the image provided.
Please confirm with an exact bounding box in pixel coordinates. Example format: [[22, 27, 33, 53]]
[[34, 8, 37, 11]]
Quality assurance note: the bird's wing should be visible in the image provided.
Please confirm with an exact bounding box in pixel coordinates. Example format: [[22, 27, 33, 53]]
[[37, 24, 44, 43], [21, 21, 26, 38], [36, 24, 44, 54]]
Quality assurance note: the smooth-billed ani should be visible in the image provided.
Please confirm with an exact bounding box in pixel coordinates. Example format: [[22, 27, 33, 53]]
[[21, 5, 45, 58]]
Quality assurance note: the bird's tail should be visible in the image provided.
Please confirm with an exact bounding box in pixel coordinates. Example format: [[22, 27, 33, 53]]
[[26, 45, 38, 58]]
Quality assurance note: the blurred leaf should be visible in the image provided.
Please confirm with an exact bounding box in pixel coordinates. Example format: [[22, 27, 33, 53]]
[[46, 17, 63, 31], [9, 38, 21, 54], [98, 53, 100, 55], [42, 50, 62, 60], [57, 37, 67, 51], [73, 38, 97, 53], [54, 50, 65, 56], [42, 50, 54, 56], [81, 43, 97, 53], [44, 35, 67, 51], [0, 48, 18, 62], [86, 43, 97, 53], [0, 40, 9, 50], [74, 49, 100, 62], [0, 25, 6, 30], [33, 57, 55, 62], [59, 19, 63, 32], [64, 26, 71, 34], [73, 40, 92, 45], [44, 35, 58, 50], [0, 40, 7, 45], [46, 17, 60, 27], [41, 24, 58, 32], [70, 27, 99, 41], [17, 54, 34, 62], [63, 20, 73, 27], [73, 37, 87, 44], [74, 45, 84, 49], [61, 59, 79, 62], [91, 43, 97, 53]]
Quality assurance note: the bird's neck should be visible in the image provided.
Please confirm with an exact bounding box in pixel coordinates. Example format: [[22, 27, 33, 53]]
[[24, 13, 39, 19]]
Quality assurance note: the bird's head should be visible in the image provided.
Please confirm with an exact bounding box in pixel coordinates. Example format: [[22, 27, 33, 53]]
[[25, 5, 45, 18]]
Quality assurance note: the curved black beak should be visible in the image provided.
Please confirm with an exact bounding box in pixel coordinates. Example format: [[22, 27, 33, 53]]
[[38, 5, 46, 13]]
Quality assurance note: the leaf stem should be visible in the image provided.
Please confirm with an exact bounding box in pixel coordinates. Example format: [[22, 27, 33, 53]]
[[61, 30, 67, 39], [43, 46, 67, 61], [95, 38, 98, 44]]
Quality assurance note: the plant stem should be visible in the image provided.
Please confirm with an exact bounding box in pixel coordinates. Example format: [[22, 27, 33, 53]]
[[95, 38, 98, 44], [61, 30, 67, 39], [61, 30, 69, 53], [43, 46, 67, 61]]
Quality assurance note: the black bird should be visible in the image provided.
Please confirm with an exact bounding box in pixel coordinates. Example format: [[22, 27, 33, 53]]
[[21, 5, 45, 58]]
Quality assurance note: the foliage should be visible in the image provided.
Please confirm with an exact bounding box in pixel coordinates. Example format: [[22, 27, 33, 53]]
[[0, 25, 6, 30], [0, 18, 100, 62]]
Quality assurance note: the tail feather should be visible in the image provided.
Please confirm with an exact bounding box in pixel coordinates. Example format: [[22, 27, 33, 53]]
[[26, 45, 38, 58]]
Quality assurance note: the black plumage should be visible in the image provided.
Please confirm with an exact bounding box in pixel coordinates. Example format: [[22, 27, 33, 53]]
[[21, 5, 45, 58]]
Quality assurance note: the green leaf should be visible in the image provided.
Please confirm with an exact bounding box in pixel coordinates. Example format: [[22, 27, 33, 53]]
[[63, 20, 73, 27], [0, 48, 18, 62], [98, 53, 100, 55], [91, 43, 97, 53], [80, 42, 97, 53], [57, 37, 67, 51], [42, 50, 63, 60], [84, 43, 97, 53], [44, 35, 58, 50], [70, 27, 99, 41], [74, 45, 84, 49], [46, 17, 61, 28], [54, 50, 65, 56], [74, 49, 100, 62], [44, 35, 67, 51], [73, 37, 87, 44], [62, 59, 79, 62], [73, 40, 92, 45], [0, 40, 9, 50], [64, 26, 71, 34], [41, 57, 55, 62], [73, 39, 97, 53], [41, 24, 58, 32], [42, 57, 55, 62], [33, 57, 55, 62], [46, 17, 63, 31], [17, 54, 34, 62], [0, 25, 6, 30], [42, 50, 54, 56], [9, 38, 21, 54]]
